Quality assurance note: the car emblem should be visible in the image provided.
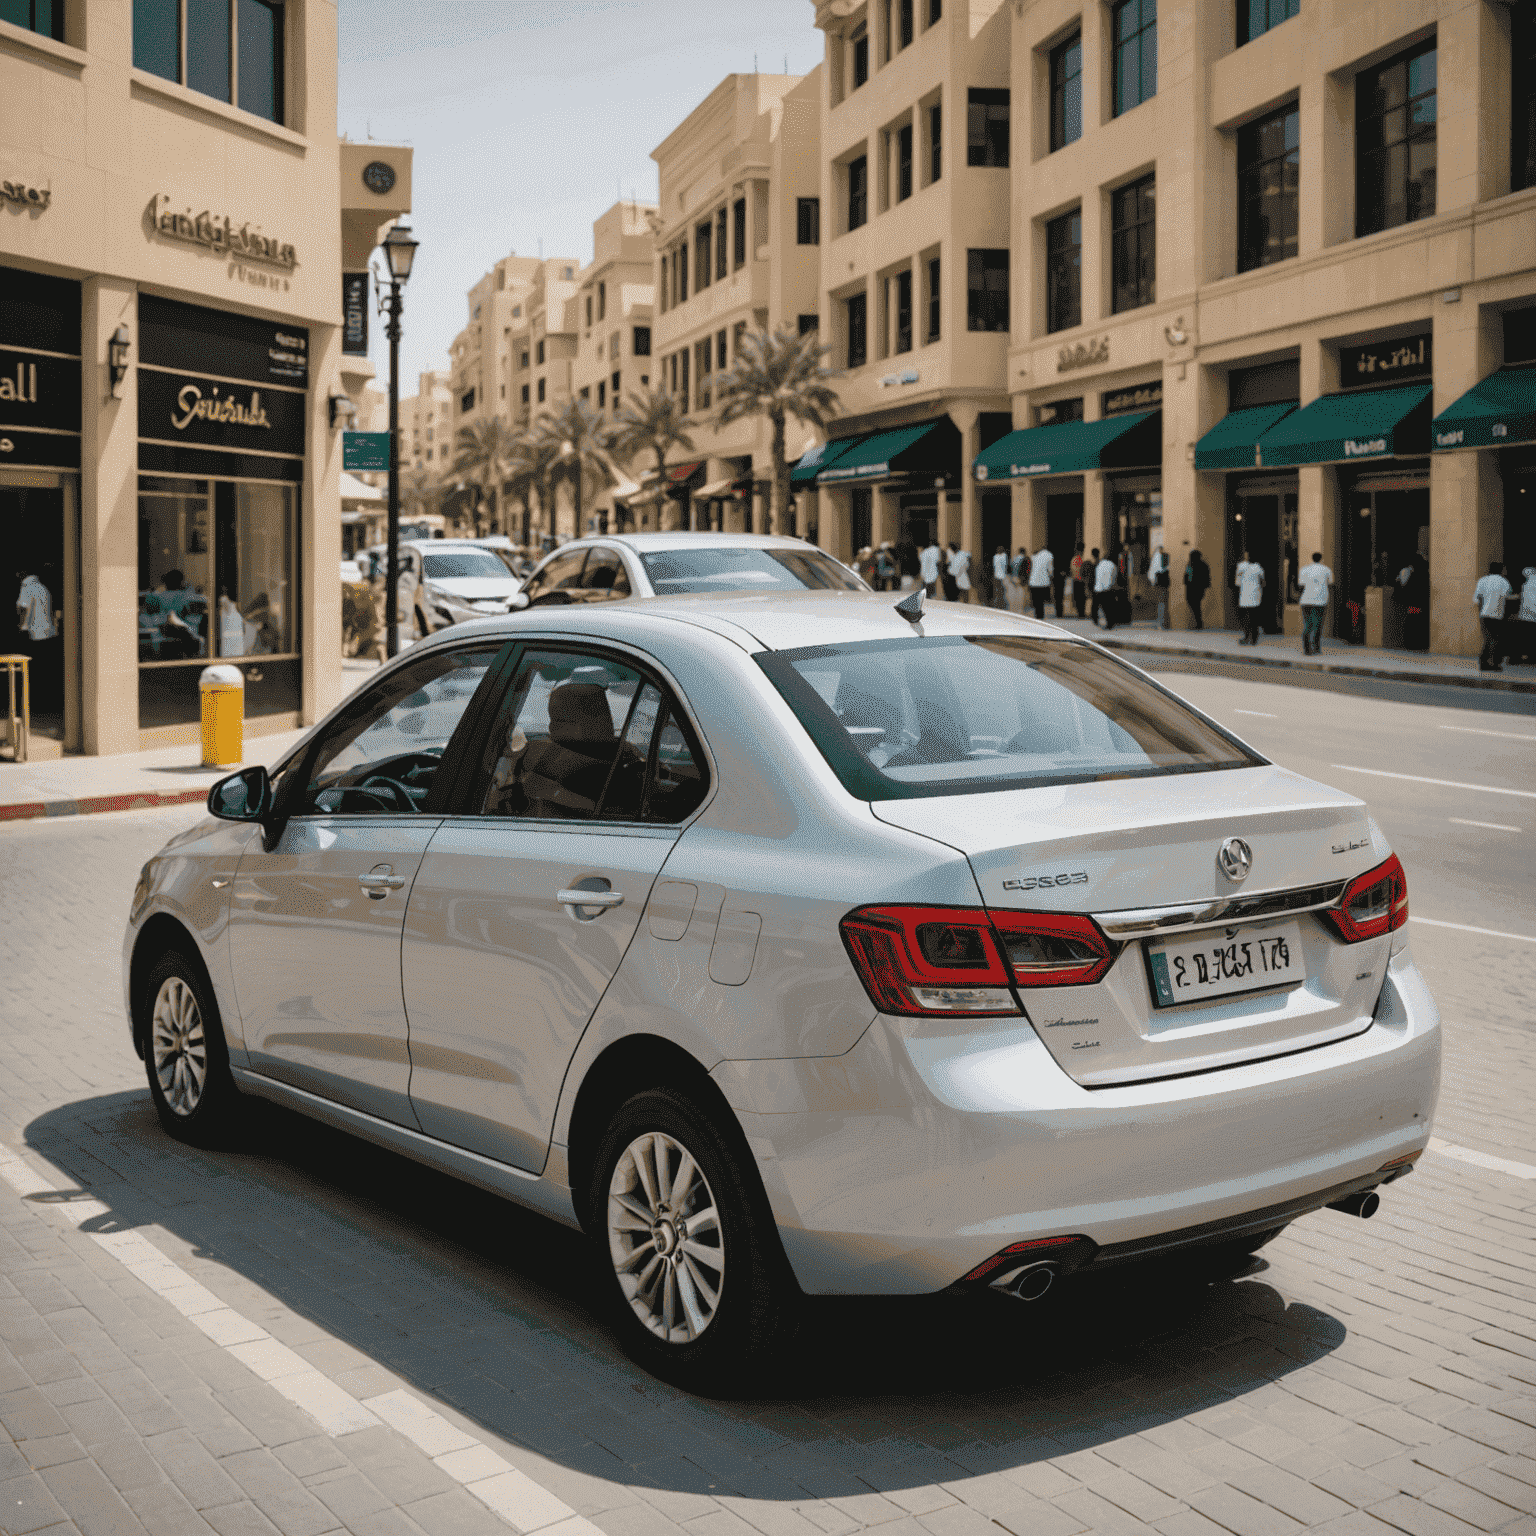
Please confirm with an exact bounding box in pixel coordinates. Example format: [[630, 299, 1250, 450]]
[[1217, 837, 1253, 883]]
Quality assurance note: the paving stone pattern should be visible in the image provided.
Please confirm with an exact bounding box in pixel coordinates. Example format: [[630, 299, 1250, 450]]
[[0, 807, 1532, 1536]]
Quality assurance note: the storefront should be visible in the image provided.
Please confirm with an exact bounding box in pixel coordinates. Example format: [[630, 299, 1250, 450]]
[[135, 296, 307, 731], [1, 266, 82, 751], [814, 417, 962, 561]]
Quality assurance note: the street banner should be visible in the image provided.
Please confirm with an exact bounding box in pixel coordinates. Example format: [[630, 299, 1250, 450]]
[[342, 272, 369, 355]]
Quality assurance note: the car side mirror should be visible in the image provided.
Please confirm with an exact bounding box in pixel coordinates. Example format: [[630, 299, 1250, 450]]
[[208, 764, 271, 822], [509, 590, 531, 610]]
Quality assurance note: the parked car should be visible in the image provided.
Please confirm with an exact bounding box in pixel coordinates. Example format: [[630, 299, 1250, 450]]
[[124, 591, 1438, 1390], [512, 532, 868, 607], [361, 539, 525, 634]]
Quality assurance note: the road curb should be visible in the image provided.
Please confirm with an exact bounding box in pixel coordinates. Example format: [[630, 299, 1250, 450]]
[[0, 786, 211, 824], [1094, 636, 1536, 693]]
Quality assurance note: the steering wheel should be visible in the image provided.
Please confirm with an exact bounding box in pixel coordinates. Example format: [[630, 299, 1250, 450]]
[[357, 775, 423, 813]]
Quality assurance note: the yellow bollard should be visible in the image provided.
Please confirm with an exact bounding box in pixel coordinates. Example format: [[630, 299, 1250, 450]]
[[198, 664, 245, 767]]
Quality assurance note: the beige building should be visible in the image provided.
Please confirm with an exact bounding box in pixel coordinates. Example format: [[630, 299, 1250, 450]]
[[2, 0, 409, 754], [399, 371, 453, 477], [961, 0, 1536, 652], [647, 70, 822, 534]]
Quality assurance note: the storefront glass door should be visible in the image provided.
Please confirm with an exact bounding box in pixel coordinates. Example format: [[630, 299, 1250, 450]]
[[1110, 476, 1162, 620], [1227, 479, 1297, 635], [2, 473, 78, 750], [1341, 470, 1430, 647]]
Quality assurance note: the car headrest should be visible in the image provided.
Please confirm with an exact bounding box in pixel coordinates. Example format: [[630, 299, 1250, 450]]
[[547, 682, 616, 751]]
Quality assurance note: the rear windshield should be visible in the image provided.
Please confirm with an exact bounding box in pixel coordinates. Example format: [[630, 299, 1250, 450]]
[[422, 550, 511, 581], [641, 547, 865, 595], [757, 636, 1261, 800]]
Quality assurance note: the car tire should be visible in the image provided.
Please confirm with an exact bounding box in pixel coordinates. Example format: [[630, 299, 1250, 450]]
[[139, 948, 243, 1148], [591, 1086, 799, 1393]]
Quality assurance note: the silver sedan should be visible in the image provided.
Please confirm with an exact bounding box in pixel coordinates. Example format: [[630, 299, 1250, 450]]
[[124, 590, 1440, 1390]]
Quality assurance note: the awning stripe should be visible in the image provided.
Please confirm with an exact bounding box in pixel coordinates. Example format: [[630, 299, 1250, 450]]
[[790, 436, 864, 485], [1431, 363, 1536, 451], [1255, 383, 1432, 467], [1193, 402, 1298, 471]]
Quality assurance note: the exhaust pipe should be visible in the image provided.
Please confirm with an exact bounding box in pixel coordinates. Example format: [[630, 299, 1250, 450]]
[[1328, 1190, 1380, 1219], [996, 1262, 1056, 1301]]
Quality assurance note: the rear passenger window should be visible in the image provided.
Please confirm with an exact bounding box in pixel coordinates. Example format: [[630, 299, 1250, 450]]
[[476, 651, 707, 823], [581, 549, 631, 600]]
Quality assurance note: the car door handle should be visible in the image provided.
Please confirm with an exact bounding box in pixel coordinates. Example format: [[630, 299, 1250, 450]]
[[558, 888, 623, 911], [359, 871, 406, 898]]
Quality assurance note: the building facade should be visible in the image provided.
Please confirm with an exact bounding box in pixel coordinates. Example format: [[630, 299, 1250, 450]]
[[1, 0, 408, 754]]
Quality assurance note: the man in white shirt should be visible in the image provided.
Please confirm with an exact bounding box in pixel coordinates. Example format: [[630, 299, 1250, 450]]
[[1092, 549, 1118, 629], [946, 542, 971, 602], [1234, 552, 1266, 645], [1296, 551, 1332, 655], [990, 546, 1009, 609], [918, 539, 942, 597], [15, 572, 56, 643], [1473, 560, 1513, 672], [1027, 544, 1055, 620]]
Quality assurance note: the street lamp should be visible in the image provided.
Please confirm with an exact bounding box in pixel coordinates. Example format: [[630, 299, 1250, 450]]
[[379, 219, 419, 658]]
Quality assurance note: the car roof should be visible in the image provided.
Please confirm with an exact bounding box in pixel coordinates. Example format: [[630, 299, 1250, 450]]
[[549, 533, 841, 556]]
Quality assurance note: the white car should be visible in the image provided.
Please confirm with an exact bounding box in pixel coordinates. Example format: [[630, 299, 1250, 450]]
[[402, 539, 525, 632], [513, 532, 868, 608], [124, 590, 1438, 1390]]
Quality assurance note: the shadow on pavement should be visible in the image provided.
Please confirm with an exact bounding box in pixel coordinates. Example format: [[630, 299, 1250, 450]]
[[26, 1088, 1347, 1496]]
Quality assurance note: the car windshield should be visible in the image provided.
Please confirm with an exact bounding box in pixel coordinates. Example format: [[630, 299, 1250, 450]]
[[640, 547, 865, 594], [422, 550, 510, 581], [757, 636, 1261, 800]]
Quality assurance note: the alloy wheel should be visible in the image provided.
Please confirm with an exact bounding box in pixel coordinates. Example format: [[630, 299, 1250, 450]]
[[607, 1130, 725, 1343], [150, 976, 207, 1117]]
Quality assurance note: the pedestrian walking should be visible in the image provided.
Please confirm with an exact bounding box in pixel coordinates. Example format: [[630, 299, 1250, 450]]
[[1093, 549, 1118, 628], [1069, 544, 1087, 617], [946, 542, 971, 602], [1235, 551, 1266, 645], [874, 542, 898, 592], [990, 546, 1009, 610], [1473, 559, 1512, 672], [1296, 550, 1333, 655], [1028, 543, 1055, 620], [1148, 547, 1171, 629], [1007, 546, 1030, 612], [1184, 549, 1210, 629], [919, 537, 942, 597]]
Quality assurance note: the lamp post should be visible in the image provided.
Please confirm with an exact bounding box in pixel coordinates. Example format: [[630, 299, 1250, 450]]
[[379, 220, 419, 658]]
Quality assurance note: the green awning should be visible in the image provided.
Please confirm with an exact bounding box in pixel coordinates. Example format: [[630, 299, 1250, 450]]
[[1256, 383, 1432, 467], [972, 411, 1161, 482], [1194, 402, 1298, 471], [818, 419, 949, 483], [1432, 363, 1536, 451], [791, 436, 864, 486]]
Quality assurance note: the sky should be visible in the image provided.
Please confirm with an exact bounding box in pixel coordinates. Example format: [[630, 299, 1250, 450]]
[[338, 0, 826, 393]]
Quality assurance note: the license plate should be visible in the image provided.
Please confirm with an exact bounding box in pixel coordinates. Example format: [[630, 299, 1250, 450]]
[[1146, 920, 1304, 1008]]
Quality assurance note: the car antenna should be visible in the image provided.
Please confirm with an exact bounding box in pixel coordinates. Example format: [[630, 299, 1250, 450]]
[[894, 588, 924, 624]]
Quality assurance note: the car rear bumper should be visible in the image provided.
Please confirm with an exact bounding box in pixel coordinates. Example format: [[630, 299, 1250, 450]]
[[718, 947, 1440, 1295]]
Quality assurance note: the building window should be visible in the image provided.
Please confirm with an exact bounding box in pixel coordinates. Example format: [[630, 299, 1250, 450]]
[[733, 197, 747, 267], [1237, 0, 1299, 47], [133, 0, 285, 123], [633, 326, 651, 356], [598, 281, 606, 321], [928, 0, 941, 22], [926, 255, 941, 341], [846, 292, 868, 368], [798, 313, 820, 335], [536, 378, 546, 403], [967, 89, 1010, 167], [929, 102, 943, 182], [535, 340, 545, 365], [519, 350, 530, 368], [1516, 4, 1536, 192], [896, 124, 914, 201], [1049, 33, 1082, 151], [1111, 0, 1157, 118], [852, 24, 869, 89], [717, 329, 728, 369], [585, 295, 593, 327], [612, 370, 621, 400], [1111, 174, 1156, 312], [967, 249, 1009, 332], [1237, 102, 1299, 271], [894, 270, 913, 353], [6, 0, 64, 40], [579, 387, 590, 403], [716, 207, 728, 280], [1045, 211, 1081, 333], [676, 245, 688, 303], [848, 155, 869, 230], [460, 388, 475, 413], [797, 197, 821, 245], [598, 381, 607, 409], [899, 0, 914, 48], [679, 348, 690, 409], [1356, 40, 1436, 237], [696, 221, 712, 291]]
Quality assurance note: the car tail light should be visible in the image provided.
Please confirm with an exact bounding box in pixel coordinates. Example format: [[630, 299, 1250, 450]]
[[959, 1234, 1096, 1284], [839, 905, 1020, 1017], [1323, 854, 1409, 944], [990, 910, 1114, 987]]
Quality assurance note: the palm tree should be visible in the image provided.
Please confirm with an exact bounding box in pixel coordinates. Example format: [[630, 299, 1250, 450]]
[[610, 386, 697, 531], [534, 398, 614, 539], [400, 466, 441, 527], [452, 417, 518, 535], [712, 326, 841, 535]]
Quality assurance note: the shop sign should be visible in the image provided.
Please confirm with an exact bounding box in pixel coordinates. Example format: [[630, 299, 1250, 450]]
[[139, 367, 306, 457], [342, 272, 369, 356], [1102, 382, 1163, 416], [343, 431, 391, 471], [0, 349, 81, 432], [0, 429, 80, 468], [1037, 397, 1083, 427], [147, 195, 297, 271], [139, 294, 309, 389], [1339, 333, 1432, 386], [2, 178, 50, 210], [1057, 336, 1109, 373]]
